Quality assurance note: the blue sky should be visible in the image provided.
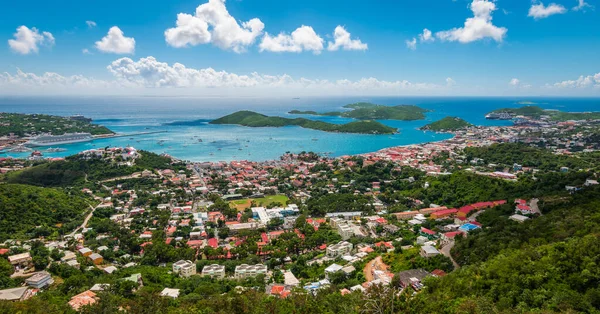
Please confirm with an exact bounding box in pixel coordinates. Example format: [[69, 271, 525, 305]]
[[1, 0, 599, 96]]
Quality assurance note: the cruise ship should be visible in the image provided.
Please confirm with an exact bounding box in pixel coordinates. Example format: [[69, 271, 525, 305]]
[[27, 133, 93, 146], [485, 112, 513, 120]]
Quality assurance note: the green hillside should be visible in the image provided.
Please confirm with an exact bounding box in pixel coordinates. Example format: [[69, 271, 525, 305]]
[[289, 103, 428, 121], [0, 112, 113, 137], [211, 111, 397, 134], [420, 117, 472, 131], [0, 184, 90, 240]]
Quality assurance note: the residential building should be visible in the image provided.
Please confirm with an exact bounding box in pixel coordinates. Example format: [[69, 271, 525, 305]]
[[88, 253, 103, 265], [509, 214, 530, 223], [7, 252, 32, 270], [420, 245, 440, 258], [25, 271, 54, 289], [201, 264, 226, 279], [326, 241, 353, 258], [234, 264, 267, 279], [172, 260, 196, 278], [0, 287, 33, 301], [68, 290, 97, 311], [160, 288, 180, 298]]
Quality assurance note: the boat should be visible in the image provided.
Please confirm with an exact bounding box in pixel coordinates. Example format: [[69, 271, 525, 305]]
[[8, 145, 32, 153], [45, 147, 67, 153], [312, 138, 318, 141], [485, 112, 513, 120], [27, 133, 93, 147], [198, 139, 203, 142]]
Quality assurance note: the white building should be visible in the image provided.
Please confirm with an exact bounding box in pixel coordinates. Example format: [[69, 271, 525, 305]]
[[234, 264, 268, 279], [160, 288, 180, 298], [173, 260, 196, 278], [326, 241, 353, 258], [420, 245, 441, 258], [201, 264, 226, 279]]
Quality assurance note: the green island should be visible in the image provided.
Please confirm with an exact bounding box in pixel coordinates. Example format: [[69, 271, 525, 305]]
[[289, 102, 428, 120], [210, 110, 397, 134], [489, 105, 600, 121], [420, 117, 472, 132], [0, 113, 114, 137]]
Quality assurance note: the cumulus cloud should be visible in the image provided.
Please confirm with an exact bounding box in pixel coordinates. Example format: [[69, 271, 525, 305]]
[[95, 26, 135, 54], [406, 38, 417, 50], [551, 72, 600, 88], [0, 56, 450, 96], [164, 0, 264, 53], [436, 0, 507, 43], [86, 21, 97, 28], [259, 26, 324, 54], [446, 77, 456, 86], [8, 26, 55, 55], [419, 29, 435, 42], [573, 0, 593, 11], [528, 2, 567, 19], [509, 78, 520, 86], [327, 26, 368, 51]]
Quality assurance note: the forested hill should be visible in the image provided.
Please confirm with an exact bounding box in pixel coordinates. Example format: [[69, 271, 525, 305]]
[[420, 117, 472, 132], [289, 103, 428, 121], [0, 184, 91, 241], [210, 111, 397, 134], [5, 150, 184, 187], [0, 112, 113, 137]]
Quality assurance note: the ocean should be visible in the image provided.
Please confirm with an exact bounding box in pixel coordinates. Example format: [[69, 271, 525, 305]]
[[1, 96, 599, 162]]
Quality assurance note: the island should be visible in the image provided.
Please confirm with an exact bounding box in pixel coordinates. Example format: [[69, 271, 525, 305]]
[[0, 113, 113, 137], [210, 111, 397, 134], [289, 102, 428, 120], [486, 106, 600, 121], [420, 117, 473, 132]]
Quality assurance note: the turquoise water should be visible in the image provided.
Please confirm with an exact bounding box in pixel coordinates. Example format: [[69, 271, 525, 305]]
[[1, 96, 598, 162]]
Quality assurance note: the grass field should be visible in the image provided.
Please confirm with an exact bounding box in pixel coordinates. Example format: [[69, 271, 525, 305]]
[[229, 195, 289, 211]]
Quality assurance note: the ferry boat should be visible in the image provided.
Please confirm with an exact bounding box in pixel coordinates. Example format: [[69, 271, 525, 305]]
[[8, 145, 32, 152], [27, 133, 93, 147], [45, 147, 67, 152]]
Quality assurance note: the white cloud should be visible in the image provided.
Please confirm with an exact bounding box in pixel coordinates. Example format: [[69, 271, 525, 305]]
[[82, 48, 91, 54], [164, 13, 211, 48], [419, 29, 434, 42], [509, 78, 520, 86], [551, 72, 600, 88], [164, 0, 264, 53], [528, 2, 567, 19], [406, 38, 417, 50], [327, 26, 368, 51], [259, 26, 324, 54], [86, 21, 97, 28], [8, 26, 55, 55], [436, 0, 507, 43], [95, 26, 135, 54], [573, 0, 593, 11], [446, 77, 456, 86], [0, 56, 452, 96]]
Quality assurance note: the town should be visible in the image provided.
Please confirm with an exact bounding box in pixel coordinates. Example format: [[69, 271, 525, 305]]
[[0, 113, 599, 312]]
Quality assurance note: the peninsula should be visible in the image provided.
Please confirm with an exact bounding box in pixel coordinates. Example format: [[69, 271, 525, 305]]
[[420, 117, 473, 132], [0, 113, 113, 137], [210, 110, 397, 134], [289, 102, 428, 120], [487, 106, 600, 121]]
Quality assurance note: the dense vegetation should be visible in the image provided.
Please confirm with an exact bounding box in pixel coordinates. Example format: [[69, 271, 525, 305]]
[[211, 111, 397, 134], [489, 105, 600, 121], [465, 142, 599, 171], [5, 150, 184, 187], [0, 113, 113, 137], [0, 184, 90, 241], [420, 117, 472, 132], [289, 102, 428, 120]]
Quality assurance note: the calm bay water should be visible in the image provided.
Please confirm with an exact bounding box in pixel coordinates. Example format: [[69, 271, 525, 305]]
[[1, 96, 599, 162]]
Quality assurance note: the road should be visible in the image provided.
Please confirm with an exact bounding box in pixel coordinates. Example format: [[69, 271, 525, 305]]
[[530, 198, 542, 215], [363, 256, 389, 282], [68, 203, 98, 237], [440, 241, 460, 270]]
